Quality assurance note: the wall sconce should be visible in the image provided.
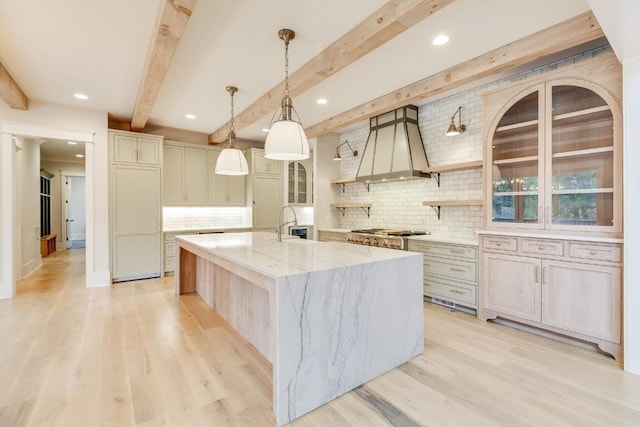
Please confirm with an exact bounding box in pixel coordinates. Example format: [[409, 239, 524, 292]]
[[445, 106, 466, 136], [333, 141, 358, 160]]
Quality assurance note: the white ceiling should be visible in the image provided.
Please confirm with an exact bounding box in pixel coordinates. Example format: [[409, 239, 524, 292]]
[[0, 0, 599, 142], [39, 139, 86, 164]]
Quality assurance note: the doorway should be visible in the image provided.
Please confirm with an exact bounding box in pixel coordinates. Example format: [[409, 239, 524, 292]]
[[65, 176, 86, 249]]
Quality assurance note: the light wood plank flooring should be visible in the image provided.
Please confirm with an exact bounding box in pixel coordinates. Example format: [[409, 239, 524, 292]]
[[1, 249, 639, 426]]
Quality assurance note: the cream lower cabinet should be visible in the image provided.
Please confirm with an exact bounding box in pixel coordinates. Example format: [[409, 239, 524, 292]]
[[408, 240, 478, 311], [479, 234, 622, 360]]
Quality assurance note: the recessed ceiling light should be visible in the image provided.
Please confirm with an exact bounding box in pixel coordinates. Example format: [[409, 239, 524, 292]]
[[432, 35, 449, 46], [262, 128, 270, 133], [67, 141, 77, 145], [75, 154, 84, 158], [73, 93, 89, 100], [316, 98, 328, 105], [185, 114, 196, 120]]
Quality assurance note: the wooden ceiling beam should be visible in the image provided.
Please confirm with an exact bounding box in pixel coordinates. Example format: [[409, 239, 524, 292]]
[[0, 61, 28, 110], [208, 0, 454, 144], [305, 11, 604, 139], [131, 0, 197, 131]]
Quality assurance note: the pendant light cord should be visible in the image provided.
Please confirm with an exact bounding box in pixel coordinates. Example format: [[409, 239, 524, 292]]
[[284, 36, 290, 98], [229, 90, 235, 134]]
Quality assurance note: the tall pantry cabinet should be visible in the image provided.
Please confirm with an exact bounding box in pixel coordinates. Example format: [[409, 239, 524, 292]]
[[246, 148, 283, 230], [109, 130, 163, 282], [478, 53, 624, 360]]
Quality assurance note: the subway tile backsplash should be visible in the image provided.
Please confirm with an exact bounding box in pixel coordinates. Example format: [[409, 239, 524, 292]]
[[163, 207, 252, 230]]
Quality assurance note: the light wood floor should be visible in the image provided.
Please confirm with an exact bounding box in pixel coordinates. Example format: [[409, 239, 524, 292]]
[[1, 249, 639, 426]]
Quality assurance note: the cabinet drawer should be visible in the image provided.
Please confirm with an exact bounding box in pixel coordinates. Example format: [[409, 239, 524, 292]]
[[424, 276, 476, 307], [164, 256, 175, 272], [424, 257, 476, 282], [521, 239, 563, 256], [164, 241, 175, 257], [569, 243, 621, 263], [482, 236, 517, 252], [409, 241, 477, 260]]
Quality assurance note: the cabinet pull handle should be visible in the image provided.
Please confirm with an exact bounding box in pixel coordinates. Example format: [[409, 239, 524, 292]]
[[535, 265, 540, 283], [496, 242, 502, 247], [450, 289, 465, 295], [450, 268, 465, 273], [542, 266, 547, 284], [589, 250, 597, 256], [450, 249, 464, 254], [538, 245, 544, 250]]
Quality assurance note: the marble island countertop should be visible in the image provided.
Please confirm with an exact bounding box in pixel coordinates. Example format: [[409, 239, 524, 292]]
[[176, 232, 415, 279]]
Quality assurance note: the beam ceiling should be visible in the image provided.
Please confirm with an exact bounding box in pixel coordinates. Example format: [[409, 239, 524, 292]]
[[0, 61, 28, 110], [207, 0, 455, 144], [305, 11, 605, 139], [131, 0, 197, 131]]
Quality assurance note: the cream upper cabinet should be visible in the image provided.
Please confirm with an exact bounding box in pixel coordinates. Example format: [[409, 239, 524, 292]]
[[287, 159, 312, 205], [483, 54, 622, 234], [162, 142, 207, 206], [207, 149, 246, 207], [253, 150, 282, 175], [111, 131, 161, 166]]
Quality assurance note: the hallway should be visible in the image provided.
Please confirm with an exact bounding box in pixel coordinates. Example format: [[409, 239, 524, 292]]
[[1, 250, 639, 426]]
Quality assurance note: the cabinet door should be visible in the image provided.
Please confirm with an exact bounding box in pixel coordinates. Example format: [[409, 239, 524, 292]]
[[482, 253, 541, 322], [227, 175, 245, 206], [137, 137, 161, 166], [254, 151, 281, 175], [542, 260, 621, 342], [163, 145, 185, 205], [253, 175, 282, 230], [184, 147, 206, 205], [112, 166, 161, 280], [113, 134, 139, 164], [297, 162, 308, 204], [207, 150, 228, 206]]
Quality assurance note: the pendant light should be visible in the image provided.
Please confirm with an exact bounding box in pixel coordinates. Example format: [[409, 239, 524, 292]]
[[215, 86, 249, 175], [264, 29, 310, 161]]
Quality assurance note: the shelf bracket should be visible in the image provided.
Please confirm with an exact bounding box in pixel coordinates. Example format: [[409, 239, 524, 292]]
[[335, 207, 346, 216], [362, 182, 370, 192], [338, 183, 346, 193], [429, 205, 441, 220], [433, 172, 441, 188], [360, 206, 371, 218]]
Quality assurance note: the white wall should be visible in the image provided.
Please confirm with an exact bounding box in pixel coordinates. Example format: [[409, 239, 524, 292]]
[[0, 100, 109, 296], [40, 161, 86, 250], [15, 137, 42, 278], [623, 56, 640, 374]]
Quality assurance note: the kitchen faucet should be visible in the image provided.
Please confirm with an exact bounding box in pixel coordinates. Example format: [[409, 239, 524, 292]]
[[277, 206, 298, 242]]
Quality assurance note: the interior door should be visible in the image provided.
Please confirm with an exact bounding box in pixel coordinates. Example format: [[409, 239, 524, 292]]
[[65, 176, 86, 248]]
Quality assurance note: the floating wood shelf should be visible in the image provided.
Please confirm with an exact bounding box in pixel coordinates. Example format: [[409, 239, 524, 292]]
[[331, 203, 372, 217], [423, 200, 483, 220], [422, 160, 483, 187], [330, 177, 369, 192]]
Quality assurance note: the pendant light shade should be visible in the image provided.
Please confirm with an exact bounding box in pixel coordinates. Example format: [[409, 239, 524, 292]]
[[264, 29, 310, 161], [215, 86, 249, 175]]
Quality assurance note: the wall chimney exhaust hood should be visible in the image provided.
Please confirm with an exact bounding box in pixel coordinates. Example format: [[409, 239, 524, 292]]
[[355, 105, 430, 183]]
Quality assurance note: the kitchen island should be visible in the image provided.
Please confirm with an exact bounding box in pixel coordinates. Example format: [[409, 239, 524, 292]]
[[174, 232, 423, 426]]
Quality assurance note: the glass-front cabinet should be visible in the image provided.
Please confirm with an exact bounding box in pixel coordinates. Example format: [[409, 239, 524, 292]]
[[288, 159, 312, 205], [486, 79, 622, 233]]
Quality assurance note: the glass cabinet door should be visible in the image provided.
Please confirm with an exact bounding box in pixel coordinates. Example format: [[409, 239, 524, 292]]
[[297, 163, 307, 204], [288, 162, 296, 204], [548, 85, 614, 228], [491, 89, 543, 226]]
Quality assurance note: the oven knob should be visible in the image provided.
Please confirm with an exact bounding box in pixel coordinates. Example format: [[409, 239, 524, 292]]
[[372, 238, 378, 246], [364, 237, 370, 245]]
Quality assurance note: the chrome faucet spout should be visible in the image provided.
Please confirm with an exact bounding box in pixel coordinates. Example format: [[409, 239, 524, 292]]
[[277, 206, 298, 242]]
